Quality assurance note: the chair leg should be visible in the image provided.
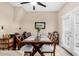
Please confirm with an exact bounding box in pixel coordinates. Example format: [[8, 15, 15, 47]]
[[51, 53, 52, 56], [53, 52, 55, 56], [24, 52, 26, 56], [30, 53, 32, 56]]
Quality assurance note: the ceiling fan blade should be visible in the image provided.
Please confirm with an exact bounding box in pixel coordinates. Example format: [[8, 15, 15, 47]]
[[20, 2, 30, 4], [33, 6, 35, 10], [37, 2, 46, 7]]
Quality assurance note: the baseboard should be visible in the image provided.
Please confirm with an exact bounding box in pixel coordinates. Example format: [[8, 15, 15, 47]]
[[61, 47, 74, 56]]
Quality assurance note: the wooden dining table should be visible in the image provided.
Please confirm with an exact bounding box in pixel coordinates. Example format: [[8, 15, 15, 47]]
[[22, 36, 53, 56]]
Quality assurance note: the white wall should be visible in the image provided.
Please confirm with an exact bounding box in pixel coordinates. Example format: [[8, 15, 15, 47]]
[[0, 3, 21, 34], [0, 3, 58, 35], [20, 12, 58, 35], [14, 7, 58, 35]]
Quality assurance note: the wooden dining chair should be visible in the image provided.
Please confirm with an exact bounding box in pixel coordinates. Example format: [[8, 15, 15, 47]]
[[52, 31, 59, 44], [40, 43, 56, 56], [22, 32, 28, 39], [48, 32, 52, 40], [15, 35, 33, 56], [40, 34, 57, 56], [0, 36, 14, 50], [27, 32, 32, 37]]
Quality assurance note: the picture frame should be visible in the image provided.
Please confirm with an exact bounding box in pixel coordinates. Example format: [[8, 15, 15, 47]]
[[35, 22, 46, 29]]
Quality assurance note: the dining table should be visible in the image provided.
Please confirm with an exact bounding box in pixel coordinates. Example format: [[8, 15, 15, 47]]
[[22, 35, 53, 56]]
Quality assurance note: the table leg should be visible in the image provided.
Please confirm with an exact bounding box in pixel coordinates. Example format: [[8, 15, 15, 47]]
[[31, 44, 44, 56], [31, 48, 38, 56], [37, 49, 44, 56]]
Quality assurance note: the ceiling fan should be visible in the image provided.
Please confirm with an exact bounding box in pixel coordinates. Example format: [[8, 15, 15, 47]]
[[20, 2, 46, 10]]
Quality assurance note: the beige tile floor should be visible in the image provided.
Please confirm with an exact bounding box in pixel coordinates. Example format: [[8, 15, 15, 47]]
[[34, 45, 71, 56], [0, 45, 71, 56]]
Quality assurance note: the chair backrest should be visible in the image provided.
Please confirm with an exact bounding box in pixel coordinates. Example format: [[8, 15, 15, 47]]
[[22, 32, 28, 39], [52, 31, 59, 44], [15, 34, 25, 50], [27, 32, 32, 37], [0, 37, 14, 50], [48, 32, 52, 39], [53, 31, 59, 39]]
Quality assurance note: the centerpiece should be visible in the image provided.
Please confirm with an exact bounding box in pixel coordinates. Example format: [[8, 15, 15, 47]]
[[35, 22, 46, 40]]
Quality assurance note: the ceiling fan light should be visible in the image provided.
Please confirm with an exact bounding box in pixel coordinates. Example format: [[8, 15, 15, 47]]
[[31, 2, 37, 5]]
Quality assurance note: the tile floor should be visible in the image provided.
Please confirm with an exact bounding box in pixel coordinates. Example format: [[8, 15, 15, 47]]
[[0, 45, 71, 56]]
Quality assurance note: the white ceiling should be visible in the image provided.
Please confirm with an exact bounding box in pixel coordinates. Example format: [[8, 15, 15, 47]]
[[10, 2, 66, 11]]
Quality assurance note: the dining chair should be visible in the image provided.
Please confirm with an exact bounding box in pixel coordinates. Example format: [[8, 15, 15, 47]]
[[52, 31, 59, 44], [27, 32, 32, 37], [15, 35, 33, 56], [22, 32, 29, 39], [0, 35, 14, 50], [48, 32, 52, 40], [40, 34, 57, 56]]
